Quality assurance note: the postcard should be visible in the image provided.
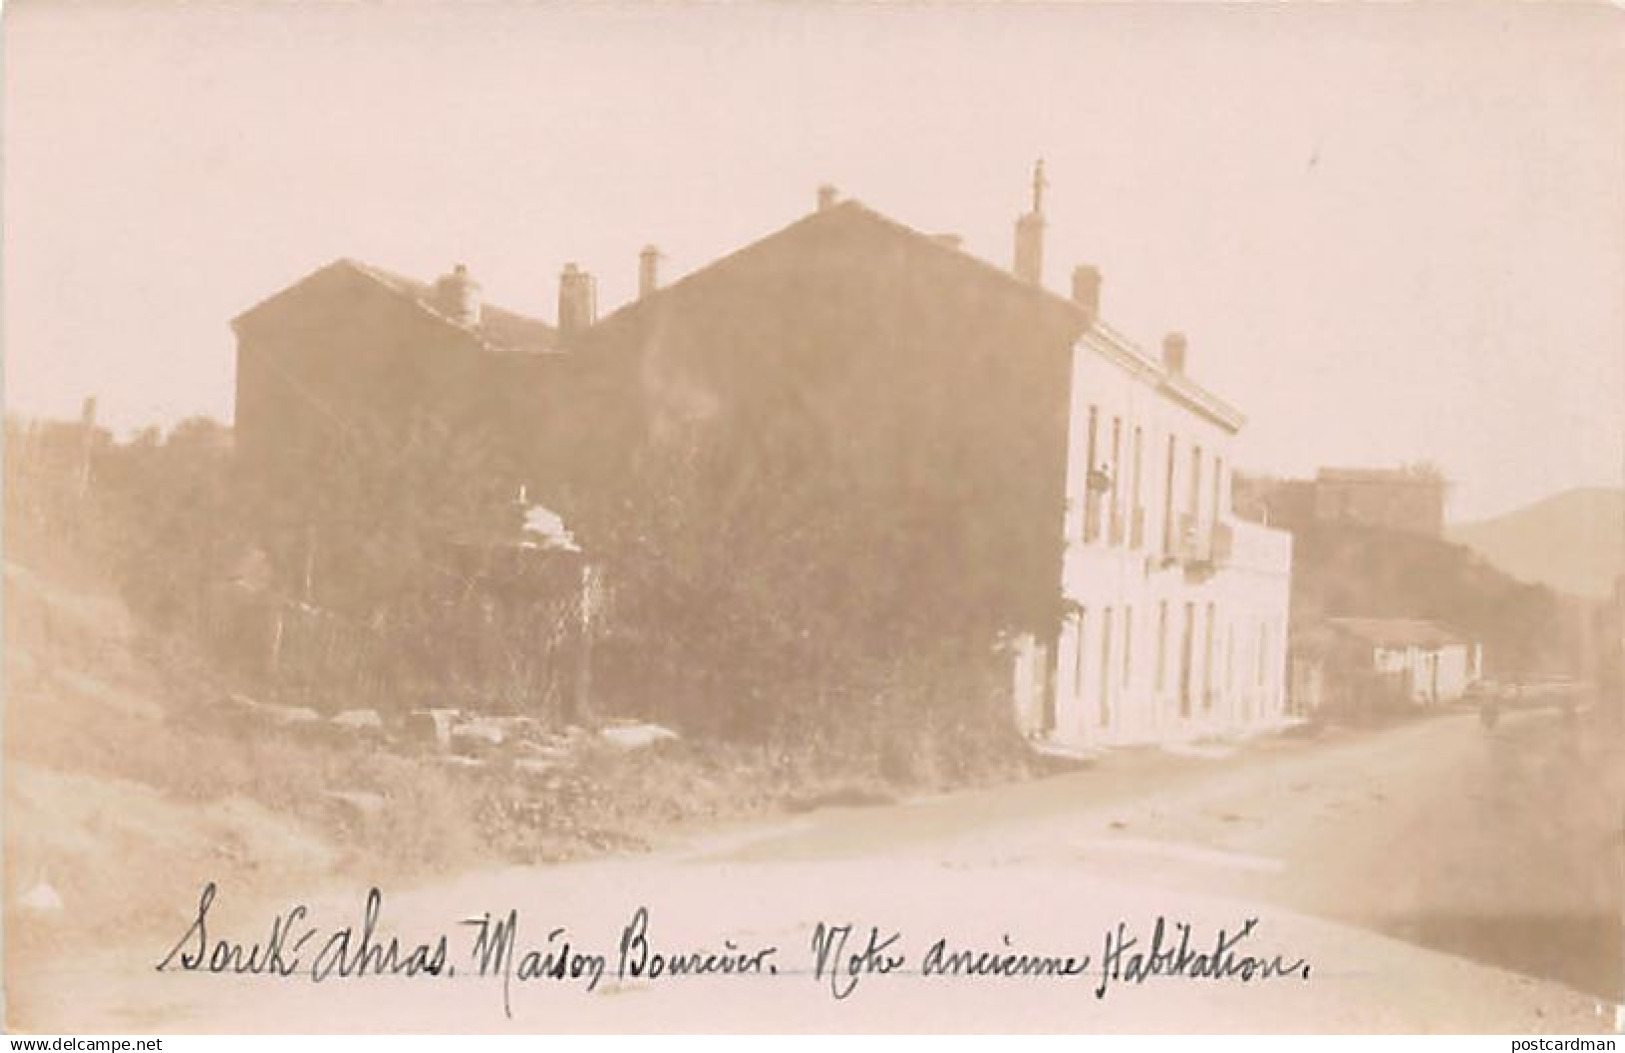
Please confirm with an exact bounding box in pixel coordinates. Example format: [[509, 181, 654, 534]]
[[4, 1, 1622, 1036]]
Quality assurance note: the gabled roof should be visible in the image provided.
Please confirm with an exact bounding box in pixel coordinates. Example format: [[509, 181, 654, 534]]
[[233, 258, 558, 356], [588, 199, 1084, 341], [1325, 617, 1471, 649], [230, 199, 1252, 433], [591, 199, 1245, 432]]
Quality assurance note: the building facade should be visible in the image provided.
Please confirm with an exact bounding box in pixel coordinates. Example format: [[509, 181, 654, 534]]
[[231, 174, 1294, 744], [1293, 617, 1482, 711], [552, 190, 1080, 730], [1012, 283, 1294, 747]]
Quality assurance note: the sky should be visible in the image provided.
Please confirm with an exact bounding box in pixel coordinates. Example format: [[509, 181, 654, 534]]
[[4, 2, 1622, 522]]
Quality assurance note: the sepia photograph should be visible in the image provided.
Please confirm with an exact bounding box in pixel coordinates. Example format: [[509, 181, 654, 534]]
[[3, 0, 1622, 1037]]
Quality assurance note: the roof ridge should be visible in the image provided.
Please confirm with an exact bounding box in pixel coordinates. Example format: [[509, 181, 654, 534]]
[[235, 257, 556, 354], [587, 197, 1248, 432]]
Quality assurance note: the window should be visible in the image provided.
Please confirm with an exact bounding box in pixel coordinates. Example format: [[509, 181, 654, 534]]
[[1109, 416, 1122, 543], [1085, 406, 1099, 472], [1203, 602, 1216, 711], [1123, 606, 1134, 688], [1083, 407, 1100, 542], [1162, 437, 1177, 553], [1073, 608, 1088, 707], [1155, 601, 1168, 691], [1212, 455, 1224, 524], [1130, 425, 1144, 546], [1180, 602, 1195, 717], [1100, 607, 1113, 727], [1189, 444, 1203, 522], [1226, 624, 1235, 693]]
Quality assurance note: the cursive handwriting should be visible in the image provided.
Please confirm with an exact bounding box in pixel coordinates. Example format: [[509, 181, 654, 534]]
[[809, 922, 905, 1000], [462, 909, 606, 1019], [156, 883, 312, 977], [1096, 916, 1310, 999], [157, 883, 448, 982], [921, 933, 1091, 980], [617, 906, 779, 983], [155, 885, 1314, 1017]]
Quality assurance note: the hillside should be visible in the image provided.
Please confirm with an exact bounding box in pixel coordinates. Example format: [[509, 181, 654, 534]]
[[1288, 520, 1590, 678], [1448, 487, 1624, 599]]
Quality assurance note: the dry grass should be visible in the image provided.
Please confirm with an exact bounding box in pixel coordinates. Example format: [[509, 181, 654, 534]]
[[6, 558, 1036, 962]]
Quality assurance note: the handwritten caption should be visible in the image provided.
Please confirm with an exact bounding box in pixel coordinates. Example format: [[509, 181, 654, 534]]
[[158, 883, 1312, 1018]]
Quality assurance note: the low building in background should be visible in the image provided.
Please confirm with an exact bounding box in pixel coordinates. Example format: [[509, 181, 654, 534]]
[[1291, 616, 1482, 714], [1231, 473, 1315, 532], [1233, 465, 1447, 538], [1311, 466, 1447, 537]]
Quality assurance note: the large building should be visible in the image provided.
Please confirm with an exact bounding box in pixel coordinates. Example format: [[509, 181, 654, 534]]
[[231, 172, 1294, 745], [1016, 228, 1294, 748], [1234, 466, 1446, 537], [1311, 466, 1446, 536], [549, 187, 1082, 731], [232, 257, 564, 502]]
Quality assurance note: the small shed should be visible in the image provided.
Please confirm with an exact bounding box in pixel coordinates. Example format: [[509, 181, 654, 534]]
[[436, 494, 598, 724]]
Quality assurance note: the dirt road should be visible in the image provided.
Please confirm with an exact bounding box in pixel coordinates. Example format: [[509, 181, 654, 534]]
[[704, 704, 1622, 1003], [14, 706, 1622, 1033]]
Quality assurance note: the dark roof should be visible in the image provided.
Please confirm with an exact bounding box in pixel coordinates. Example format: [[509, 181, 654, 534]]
[[588, 200, 1076, 337], [231, 199, 1250, 431], [590, 199, 1246, 432], [347, 261, 559, 355], [234, 258, 558, 355], [1324, 617, 1471, 649]]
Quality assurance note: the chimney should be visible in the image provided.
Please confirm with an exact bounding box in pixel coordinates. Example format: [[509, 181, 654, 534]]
[[432, 263, 482, 326], [638, 245, 661, 299], [1071, 265, 1101, 324], [1162, 332, 1188, 374], [1013, 159, 1047, 284], [816, 184, 839, 212], [558, 262, 597, 337]]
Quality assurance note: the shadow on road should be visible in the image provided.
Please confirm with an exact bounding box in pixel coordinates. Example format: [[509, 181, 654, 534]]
[[1380, 911, 1622, 1003]]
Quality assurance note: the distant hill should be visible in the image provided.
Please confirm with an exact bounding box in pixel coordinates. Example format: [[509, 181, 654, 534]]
[[1289, 519, 1589, 678], [1448, 488, 1625, 599]]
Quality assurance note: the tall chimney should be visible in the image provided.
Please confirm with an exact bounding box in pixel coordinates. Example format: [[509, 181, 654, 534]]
[[638, 245, 661, 299], [1013, 159, 1048, 284], [558, 262, 597, 337], [432, 263, 482, 326], [1162, 332, 1188, 374], [1071, 265, 1101, 324], [816, 184, 839, 212]]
